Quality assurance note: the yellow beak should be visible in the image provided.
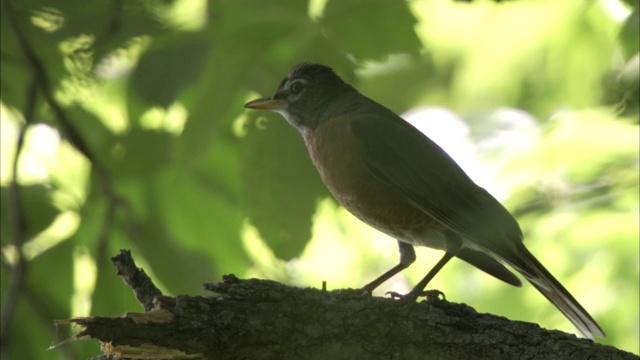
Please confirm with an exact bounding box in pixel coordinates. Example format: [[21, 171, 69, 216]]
[[243, 97, 285, 110]]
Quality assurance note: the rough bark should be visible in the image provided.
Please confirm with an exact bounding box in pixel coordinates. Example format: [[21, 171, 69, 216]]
[[65, 250, 637, 360]]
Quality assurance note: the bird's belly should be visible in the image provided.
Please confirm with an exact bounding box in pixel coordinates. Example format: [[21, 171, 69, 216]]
[[338, 188, 446, 250], [305, 116, 447, 250]]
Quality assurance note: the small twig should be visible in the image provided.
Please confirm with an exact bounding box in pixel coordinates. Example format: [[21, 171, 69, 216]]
[[102, 0, 124, 46], [0, 86, 33, 353], [0, 0, 39, 351], [111, 250, 163, 312]]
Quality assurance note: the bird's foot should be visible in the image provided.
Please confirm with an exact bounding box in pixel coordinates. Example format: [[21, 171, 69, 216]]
[[386, 289, 446, 302]]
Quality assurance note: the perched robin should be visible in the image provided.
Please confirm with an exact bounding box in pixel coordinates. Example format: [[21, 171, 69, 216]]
[[244, 62, 605, 339]]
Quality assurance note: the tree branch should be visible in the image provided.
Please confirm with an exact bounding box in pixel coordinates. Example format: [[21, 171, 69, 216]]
[[61, 250, 637, 360], [111, 249, 163, 312]]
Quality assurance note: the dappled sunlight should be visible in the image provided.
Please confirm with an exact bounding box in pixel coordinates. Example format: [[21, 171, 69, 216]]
[[17, 123, 61, 184], [21, 211, 80, 261], [0, 105, 88, 261], [139, 102, 188, 134], [0, 105, 20, 184], [49, 141, 91, 208], [71, 246, 97, 318], [30, 7, 65, 33], [165, 0, 208, 31]]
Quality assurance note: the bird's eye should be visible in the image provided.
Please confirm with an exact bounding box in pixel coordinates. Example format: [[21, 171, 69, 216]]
[[290, 81, 305, 95]]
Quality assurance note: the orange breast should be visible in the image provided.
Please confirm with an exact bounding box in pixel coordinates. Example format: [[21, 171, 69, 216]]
[[303, 115, 445, 241]]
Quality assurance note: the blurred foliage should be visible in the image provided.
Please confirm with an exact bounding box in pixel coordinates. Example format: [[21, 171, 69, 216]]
[[0, 0, 638, 358]]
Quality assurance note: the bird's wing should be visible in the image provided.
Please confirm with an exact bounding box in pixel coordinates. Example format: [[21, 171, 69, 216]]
[[349, 109, 523, 258], [350, 110, 605, 339]]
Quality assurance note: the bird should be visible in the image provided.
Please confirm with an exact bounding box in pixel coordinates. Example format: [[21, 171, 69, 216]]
[[244, 62, 605, 339]]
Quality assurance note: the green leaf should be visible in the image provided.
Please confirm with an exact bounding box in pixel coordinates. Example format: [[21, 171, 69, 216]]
[[1, 17, 64, 124], [242, 114, 328, 260], [0, 185, 60, 243], [130, 34, 210, 109], [12, 239, 78, 358], [156, 166, 247, 287], [321, 0, 422, 61], [118, 215, 220, 295], [26, 0, 166, 60], [175, 0, 311, 168], [108, 128, 174, 178], [64, 106, 119, 164], [0, 12, 34, 112], [27, 237, 75, 312]]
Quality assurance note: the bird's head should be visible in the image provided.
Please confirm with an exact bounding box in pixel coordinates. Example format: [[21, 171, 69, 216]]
[[244, 63, 355, 134]]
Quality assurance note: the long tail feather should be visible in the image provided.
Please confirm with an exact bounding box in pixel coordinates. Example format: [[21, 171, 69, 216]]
[[512, 245, 605, 339]]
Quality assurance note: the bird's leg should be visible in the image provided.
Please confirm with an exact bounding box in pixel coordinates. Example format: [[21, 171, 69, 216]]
[[362, 241, 415, 293], [400, 251, 456, 302], [390, 231, 462, 301]]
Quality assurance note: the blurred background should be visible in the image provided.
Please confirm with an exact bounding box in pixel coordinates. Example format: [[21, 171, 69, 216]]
[[1, 0, 638, 358]]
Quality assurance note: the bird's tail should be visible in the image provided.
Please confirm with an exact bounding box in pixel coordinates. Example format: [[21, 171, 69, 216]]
[[510, 244, 605, 339]]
